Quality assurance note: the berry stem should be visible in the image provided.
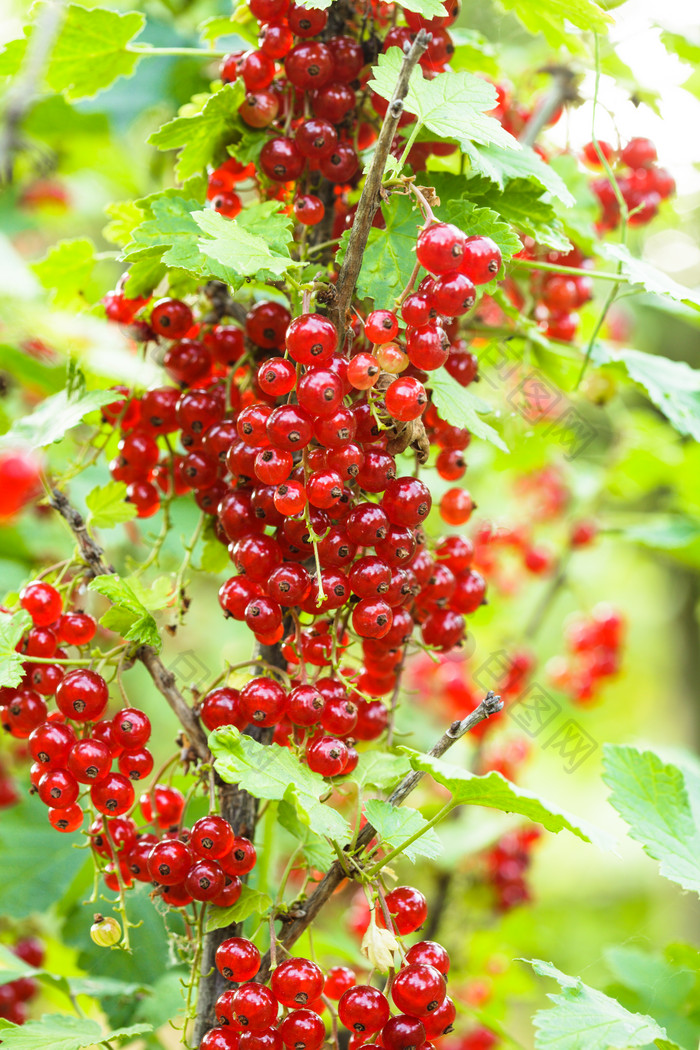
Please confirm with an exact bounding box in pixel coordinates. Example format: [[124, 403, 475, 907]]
[[512, 258, 629, 282], [364, 799, 457, 878]]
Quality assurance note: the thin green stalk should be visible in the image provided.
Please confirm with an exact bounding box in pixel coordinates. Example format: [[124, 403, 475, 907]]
[[513, 258, 627, 282], [364, 800, 456, 878]]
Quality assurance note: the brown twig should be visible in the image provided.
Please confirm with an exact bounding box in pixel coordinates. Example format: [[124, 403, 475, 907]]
[[49, 488, 211, 762], [518, 66, 578, 149], [255, 691, 503, 981], [331, 30, 430, 335]]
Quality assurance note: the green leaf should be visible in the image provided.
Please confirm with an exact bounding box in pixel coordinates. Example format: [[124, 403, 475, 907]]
[[396, 0, 447, 16], [228, 127, 268, 166], [353, 751, 413, 792], [103, 200, 145, 248], [464, 142, 574, 205], [88, 574, 161, 651], [149, 82, 246, 181], [428, 369, 508, 452], [617, 516, 700, 557], [0, 1013, 151, 1050], [369, 49, 516, 152], [363, 800, 442, 863], [496, 0, 612, 51], [123, 253, 168, 298], [85, 481, 138, 530], [211, 727, 350, 840], [206, 885, 273, 933], [124, 195, 203, 271], [590, 345, 700, 442], [603, 744, 700, 896], [604, 946, 696, 1013], [194, 208, 294, 283], [398, 749, 617, 851], [198, 15, 243, 43], [277, 800, 335, 870], [0, 384, 113, 451], [0, 795, 88, 918], [338, 193, 420, 305], [31, 238, 96, 308], [597, 243, 700, 312], [526, 960, 671, 1050], [0, 5, 146, 102], [0, 610, 31, 689]]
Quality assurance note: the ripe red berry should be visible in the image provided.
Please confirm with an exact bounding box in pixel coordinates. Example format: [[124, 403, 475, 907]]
[[381, 885, 428, 934], [55, 669, 109, 723], [338, 986, 390, 1034], [459, 236, 502, 284], [231, 983, 279, 1031], [416, 223, 466, 274], [272, 958, 324, 1008], [90, 772, 135, 817], [391, 963, 446, 1016], [382, 1014, 426, 1050], [19, 581, 62, 626], [279, 1009, 326, 1050], [306, 735, 349, 776], [191, 815, 235, 859], [150, 298, 193, 339], [286, 314, 337, 365], [385, 377, 428, 421], [111, 708, 151, 749], [67, 739, 111, 783]]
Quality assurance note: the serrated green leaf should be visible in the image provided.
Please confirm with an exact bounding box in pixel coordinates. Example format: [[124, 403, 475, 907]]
[[604, 945, 696, 1014], [603, 744, 700, 896], [31, 238, 96, 308], [398, 749, 617, 850], [590, 345, 700, 442], [0, 5, 146, 102], [124, 195, 203, 271], [205, 885, 273, 932], [353, 751, 413, 792], [464, 143, 575, 205], [527, 960, 672, 1050], [597, 243, 700, 312], [103, 200, 145, 248], [198, 16, 242, 43], [211, 727, 350, 840], [149, 82, 246, 181], [496, 0, 612, 51], [0, 1013, 151, 1050], [428, 369, 508, 452], [338, 193, 420, 305], [0, 385, 113, 451], [363, 800, 442, 863], [228, 127, 268, 166], [441, 197, 524, 264], [123, 252, 168, 298], [85, 481, 138, 530], [277, 800, 335, 870], [88, 574, 161, 651], [0, 610, 31, 689], [194, 208, 294, 283], [369, 49, 516, 153]]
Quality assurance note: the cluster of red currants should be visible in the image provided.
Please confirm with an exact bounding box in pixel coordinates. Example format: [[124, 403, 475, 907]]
[[89, 796, 256, 909], [201, 888, 458, 1050], [546, 603, 624, 705], [584, 137, 675, 231], [484, 826, 542, 912], [0, 936, 44, 1026], [0, 580, 156, 838], [199, 0, 461, 227]]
